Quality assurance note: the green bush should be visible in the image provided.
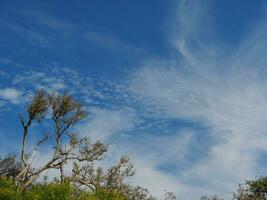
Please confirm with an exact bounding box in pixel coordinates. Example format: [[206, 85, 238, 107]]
[[89, 189, 126, 200], [0, 177, 20, 200], [23, 182, 73, 200], [0, 177, 126, 200]]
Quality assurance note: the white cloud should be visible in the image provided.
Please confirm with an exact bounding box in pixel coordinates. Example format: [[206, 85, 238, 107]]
[[133, 159, 184, 198], [0, 88, 23, 105], [128, 131, 195, 198], [77, 107, 137, 141], [126, 0, 267, 199]]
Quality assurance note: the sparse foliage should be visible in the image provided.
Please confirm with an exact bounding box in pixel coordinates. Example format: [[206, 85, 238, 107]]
[[71, 156, 154, 199], [0, 155, 21, 178], [0, 90, 178, 200], [233, 177, 267, 200], [16, 91, 107, 190]]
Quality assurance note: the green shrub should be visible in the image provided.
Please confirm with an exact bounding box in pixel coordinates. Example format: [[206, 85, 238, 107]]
[[23, 182, 73, 200], [0, 177, 126, 200], [0, 177, 20, 200], [89, 189, 126, 200]]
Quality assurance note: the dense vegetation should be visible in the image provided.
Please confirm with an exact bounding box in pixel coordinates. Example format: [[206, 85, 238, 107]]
[[1, 91, 267, 199], [0, 176, 126, 200]]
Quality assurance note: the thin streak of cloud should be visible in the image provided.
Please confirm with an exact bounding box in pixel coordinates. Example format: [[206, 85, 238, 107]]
[[85, 31, 145, 55]]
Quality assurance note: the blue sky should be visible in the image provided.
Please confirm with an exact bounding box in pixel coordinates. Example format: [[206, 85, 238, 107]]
[[1, 0, 267, 199]]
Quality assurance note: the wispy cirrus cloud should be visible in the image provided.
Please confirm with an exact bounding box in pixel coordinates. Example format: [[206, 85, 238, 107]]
[[84, 31, 145, 55], [2, 1, 267, 199], [0, 7, 145, 58], [0, 19, 52, 48], [126, 0, 267, 199], [77, 107, 137, 141]]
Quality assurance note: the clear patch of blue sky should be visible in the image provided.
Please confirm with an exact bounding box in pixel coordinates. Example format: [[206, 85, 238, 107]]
[[212, 0, 266, 43], [0, 0, 172, 78]]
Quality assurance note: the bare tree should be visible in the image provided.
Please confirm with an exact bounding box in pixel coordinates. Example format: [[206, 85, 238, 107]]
[[0, 90, 183, 200], [71, 155, 155, 200], [16, 91, 108, 190], [71, 156, 134, 191], [164, 191, 176, 200]]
